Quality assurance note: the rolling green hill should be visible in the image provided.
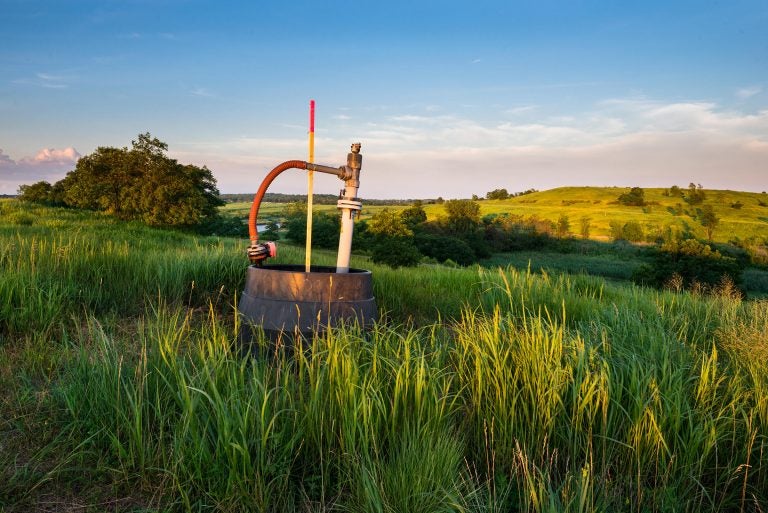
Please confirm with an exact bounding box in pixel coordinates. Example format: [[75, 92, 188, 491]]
[[223, 186, 768, 244], [423, 187, 768, 244]]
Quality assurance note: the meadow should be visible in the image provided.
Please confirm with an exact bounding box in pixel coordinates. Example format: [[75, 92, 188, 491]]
[[222, 187, 768, 245], [1, 198, 767, 512]]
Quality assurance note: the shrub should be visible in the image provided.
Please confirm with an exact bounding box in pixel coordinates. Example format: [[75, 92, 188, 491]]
[[633, 238, 744, 293], [685, 183, 706, 204], [622, 221, 644, 242], [617, 187, 645, 206], [414, 233, 476, 266], [371, 236, 422, 268]]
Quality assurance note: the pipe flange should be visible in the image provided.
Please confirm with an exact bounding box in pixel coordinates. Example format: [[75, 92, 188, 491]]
[[337, 199, 363, 211]]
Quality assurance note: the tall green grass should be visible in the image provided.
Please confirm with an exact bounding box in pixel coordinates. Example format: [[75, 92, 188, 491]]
[[51, 272, 768, 512], [2, 201, 767, 511]]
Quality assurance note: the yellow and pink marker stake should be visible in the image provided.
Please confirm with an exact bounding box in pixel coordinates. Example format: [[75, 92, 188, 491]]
[[305, 99, 315, 272]]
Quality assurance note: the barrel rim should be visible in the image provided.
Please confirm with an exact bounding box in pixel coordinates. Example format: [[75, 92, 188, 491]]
[[249, 264, 372, 275]]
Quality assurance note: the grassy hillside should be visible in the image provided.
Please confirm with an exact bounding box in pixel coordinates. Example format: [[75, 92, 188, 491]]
[[425, 187, 768, 243], [222, 187, 768, 244], [1, 200, 767, 512]]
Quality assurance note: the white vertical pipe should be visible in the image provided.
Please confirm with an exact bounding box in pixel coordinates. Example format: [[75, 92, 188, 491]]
[[336, 184, 358, 273]]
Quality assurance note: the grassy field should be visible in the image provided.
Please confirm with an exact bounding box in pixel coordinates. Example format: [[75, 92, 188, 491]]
[[223, 187, 768, 245], [457, 187, 768, 243], [2, 199, 768, 512]]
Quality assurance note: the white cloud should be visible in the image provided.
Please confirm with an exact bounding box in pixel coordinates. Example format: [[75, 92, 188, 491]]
[[20, 147, 81, 165], [0, 147, 80, 194]]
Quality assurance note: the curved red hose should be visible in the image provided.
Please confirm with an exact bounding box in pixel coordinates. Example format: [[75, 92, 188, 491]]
[[248, 160, 308, 244]]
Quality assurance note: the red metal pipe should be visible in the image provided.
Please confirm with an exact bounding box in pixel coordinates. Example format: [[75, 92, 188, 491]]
[[248, 160, 308, 244]]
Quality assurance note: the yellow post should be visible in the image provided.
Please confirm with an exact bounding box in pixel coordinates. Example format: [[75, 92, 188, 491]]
[[305, 99, 315, 272]]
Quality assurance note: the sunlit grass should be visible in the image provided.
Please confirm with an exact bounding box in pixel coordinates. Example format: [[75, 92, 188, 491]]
[[1, 200, 767, 511]]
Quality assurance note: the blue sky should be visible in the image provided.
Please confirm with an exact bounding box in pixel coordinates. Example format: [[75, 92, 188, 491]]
[[1, 0, 767, 198]]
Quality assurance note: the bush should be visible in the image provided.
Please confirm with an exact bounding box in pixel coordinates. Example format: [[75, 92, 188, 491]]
[[414, 233, 477, 266], [371, 236, 422, 268], [632, 238, 744, 293], [610, 220, 644, 242], [622, 221, 644, 242], [617, 187, 645, 206]]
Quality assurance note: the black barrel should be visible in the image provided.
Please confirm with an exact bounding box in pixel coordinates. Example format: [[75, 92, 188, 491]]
[[238, 264, 377, 341]]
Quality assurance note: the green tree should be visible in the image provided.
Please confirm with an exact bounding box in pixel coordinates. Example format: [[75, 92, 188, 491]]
[[283, 203, 340, 249], [399, 204, 427, 230], [371, 237, 422, 268], [443, 199, 480, 233], [686, 183, 706, 205], [485, 188, 509, 200], [697, 205, 719, 241], [556, 214, 570, 238], [17, 181, 53, 203], [622, 221, 644, 242], [617, 187, 645, 206], [368, 208, 413, 238], [37, 133, 223, 227], [579, 216, 591, 239]]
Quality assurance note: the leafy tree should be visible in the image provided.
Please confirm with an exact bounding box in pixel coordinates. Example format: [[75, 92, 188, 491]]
[[486, 188, 510, 200], [283, 203, 340, 249], [414, 233, 477, 266], [697, 205, 719, 241], [579, 217, 591, 239], [610, 220, 644, 241], [609, 220, 624, 240], [669, 185, 683, 197], [371, 237, 422, 268], [617, 187, 645, 206], [368, 208, 413, 238], [686, 183, 706, 205], [17, 181, 53, 203], [443, 199, 480, 233], [622, 221, 644, 242], [24, 133, 224, 228], [400, 204, 427, 230], [556, 214, 570, 238]]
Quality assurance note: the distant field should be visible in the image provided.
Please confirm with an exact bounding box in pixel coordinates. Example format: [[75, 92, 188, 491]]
[[220, 201, 405, 224], [222, 186, 768, 244]]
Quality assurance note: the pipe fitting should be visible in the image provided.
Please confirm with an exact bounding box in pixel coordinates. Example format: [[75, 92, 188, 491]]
[[247, 241, 277, 265]]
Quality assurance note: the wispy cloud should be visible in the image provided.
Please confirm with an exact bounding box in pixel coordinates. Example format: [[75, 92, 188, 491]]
[[333, 114, 352, 120], [190, 87, 214, 97], [504, 105, 537, 116], [167, 97, 768, 196], [737, 85, 762, 99], [13, 72, 74, 89]]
